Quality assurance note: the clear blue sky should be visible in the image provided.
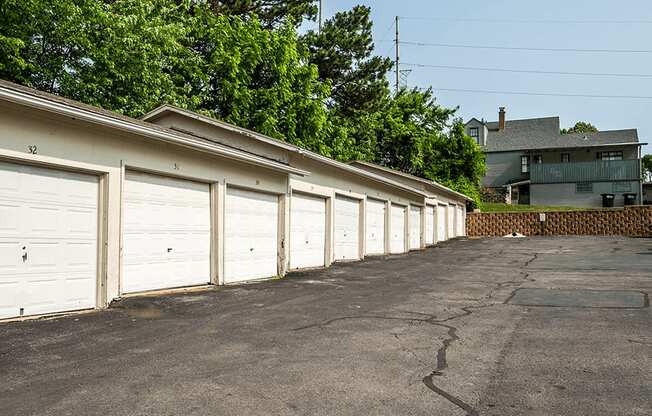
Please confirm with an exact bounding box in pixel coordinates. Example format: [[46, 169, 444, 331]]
[[311, 0, 652, 155]]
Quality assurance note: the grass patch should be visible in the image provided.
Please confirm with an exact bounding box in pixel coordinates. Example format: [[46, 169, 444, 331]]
[[479, 202, 584, 213]]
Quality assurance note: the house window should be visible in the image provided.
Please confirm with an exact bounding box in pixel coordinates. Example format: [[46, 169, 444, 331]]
[[576, 182, 593, 193], [469, 127, 479, 143], [597, 151, 623, 161], [561, 153, 570, 163], [521, 155, 530, 173], [532, 155, 543, 164]]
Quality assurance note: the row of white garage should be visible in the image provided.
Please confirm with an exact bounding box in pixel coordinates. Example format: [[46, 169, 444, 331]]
[[0, 163, 464, 319], [0, 79, 468, 320]]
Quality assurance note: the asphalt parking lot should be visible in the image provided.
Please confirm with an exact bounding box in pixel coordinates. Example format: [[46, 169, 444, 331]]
[[1, 236, 651, 416]]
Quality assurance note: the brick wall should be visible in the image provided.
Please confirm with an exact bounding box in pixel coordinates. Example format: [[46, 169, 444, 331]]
[[466, 205, 652, 237]]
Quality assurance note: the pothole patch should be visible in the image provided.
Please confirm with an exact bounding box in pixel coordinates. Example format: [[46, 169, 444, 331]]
[[508, 288, 648, 309]]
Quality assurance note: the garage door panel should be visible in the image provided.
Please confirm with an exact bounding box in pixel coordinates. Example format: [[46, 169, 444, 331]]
[[409, 207, 422, 250], [447, 205, 455, 238], [225, 188, 278, 283], [425, 206, 435, 245], [437, 205, 447, 242], [390, 204, 406, 254], [0, 161, 99, 319], [334, 196, 360, 261], [365, 199, 385, 255], [290, 193, 326, 270], [122, 171, 210, 293]]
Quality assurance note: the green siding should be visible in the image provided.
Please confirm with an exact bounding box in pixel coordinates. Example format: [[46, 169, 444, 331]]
[[531, 160, 640, 184]]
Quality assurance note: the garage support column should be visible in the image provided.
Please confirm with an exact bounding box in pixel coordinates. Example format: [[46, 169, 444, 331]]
[[325, 193, 335, 266], [215, 181, 225, 285], [404, 205, 410, 253], [384, 200, 391, 254], [96, 174, 110, 308], [420, 204, 426, 249], [359, 198, 366, 259], [278, 193, 289, 276]]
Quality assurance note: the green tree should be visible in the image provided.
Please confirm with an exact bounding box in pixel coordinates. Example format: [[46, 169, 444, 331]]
[[642, 154, 652, 181], [303, 5, 393, 116], [561, 121, 598, 134], [206, 0, 317, 28], [373, 88, 485, 204]]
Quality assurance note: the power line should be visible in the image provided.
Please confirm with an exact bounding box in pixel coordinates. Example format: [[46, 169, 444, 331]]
[[433, 87, 652, 100], [398, 16, 652, 25], [403, 62, 652, 78], [399, 40, 652, 54]]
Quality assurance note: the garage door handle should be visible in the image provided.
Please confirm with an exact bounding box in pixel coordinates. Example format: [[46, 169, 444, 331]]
[[250, 248, 254, 252], [22, 251, 27, 262], [167, 248, 173, 253]]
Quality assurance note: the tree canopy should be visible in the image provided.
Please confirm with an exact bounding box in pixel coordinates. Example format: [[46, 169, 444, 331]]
[[0, 0, 485, 204], [642, 154, 652, 182], [561, 121, 599, 135]]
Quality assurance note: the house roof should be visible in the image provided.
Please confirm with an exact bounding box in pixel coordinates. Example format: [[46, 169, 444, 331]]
[[475, 116, 642, 152], [142, 105, 429, 198], [348, 160, 472, 202], [0, 79, 309, 176]]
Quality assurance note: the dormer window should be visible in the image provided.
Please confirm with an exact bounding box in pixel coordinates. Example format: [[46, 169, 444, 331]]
[[469, 127, 479, 143]]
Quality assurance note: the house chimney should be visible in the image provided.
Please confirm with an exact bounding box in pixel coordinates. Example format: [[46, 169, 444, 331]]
[[498, 107, 506, 130]]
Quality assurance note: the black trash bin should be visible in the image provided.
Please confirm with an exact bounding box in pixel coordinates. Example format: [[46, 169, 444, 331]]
[[601, 193, 615, 208], [623, 193, 637, 206]]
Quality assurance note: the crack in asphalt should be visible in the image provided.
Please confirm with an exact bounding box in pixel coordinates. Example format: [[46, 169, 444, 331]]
[[292, 252, 540, 416]]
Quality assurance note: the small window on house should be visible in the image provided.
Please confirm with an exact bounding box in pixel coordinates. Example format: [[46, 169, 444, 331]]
[[532, 155, 543, 164], [469, 127, 479, 143], [521, 155, 530, 173], [576, 182, 593, 193], [561, 153, 570, 163], [613, 182, 632, 192], [597, 151, 623, 161]]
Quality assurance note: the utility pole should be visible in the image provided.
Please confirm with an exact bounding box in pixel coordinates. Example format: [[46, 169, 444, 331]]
[[394, 15, 400, 93], [318, 0, 323, 33]]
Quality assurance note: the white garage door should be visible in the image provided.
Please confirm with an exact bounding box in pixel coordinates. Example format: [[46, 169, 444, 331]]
[[334, 195, 360, 261], [437, 204, 447, 242], [0, 161, 98, 319], [447, 205, 456, 238], [365, 198, 385, 255], [290, 193, 326, 269], [425, 205, 435, 245], [122, 171, 210, 293], [390, 204, 406, 254], [409, 206, 422, 250], [456, 205, 465, 237], [225, 187, 278, 283]]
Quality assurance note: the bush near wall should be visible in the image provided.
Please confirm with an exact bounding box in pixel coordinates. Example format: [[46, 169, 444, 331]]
[[466, 206, 652, 237], [480, 186, 508, 204]]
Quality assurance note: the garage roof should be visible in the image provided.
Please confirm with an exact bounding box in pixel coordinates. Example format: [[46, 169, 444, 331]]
[[0, 80, 309, 176], [349, 160, 472, 202], [142, 105, 430, 198]]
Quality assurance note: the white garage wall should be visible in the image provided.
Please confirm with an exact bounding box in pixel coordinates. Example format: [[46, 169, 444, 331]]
[[0, 103, 289, 306]]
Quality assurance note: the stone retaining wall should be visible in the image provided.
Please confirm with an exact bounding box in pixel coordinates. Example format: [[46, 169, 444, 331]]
[[466, 205, 652, 237]]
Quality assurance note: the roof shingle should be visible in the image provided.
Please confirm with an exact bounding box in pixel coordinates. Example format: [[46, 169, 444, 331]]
[[476, 116, 640, 152]]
